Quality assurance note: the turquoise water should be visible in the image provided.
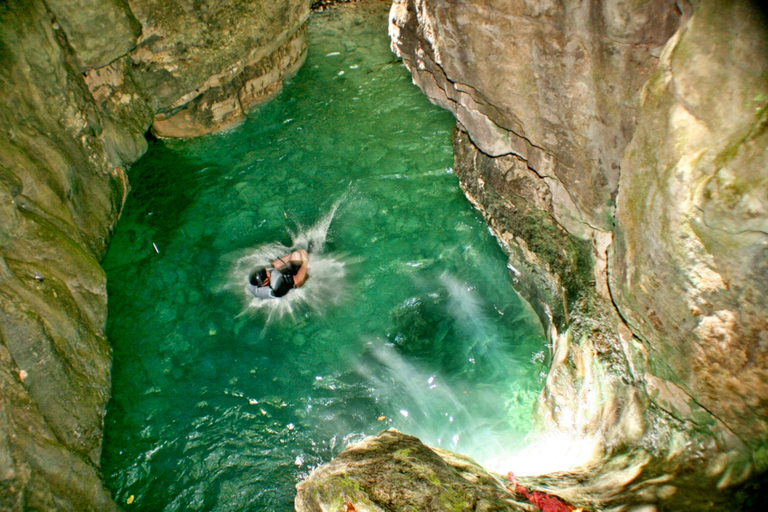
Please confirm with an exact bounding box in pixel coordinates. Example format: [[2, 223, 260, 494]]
[[101, 3, 547, 510]]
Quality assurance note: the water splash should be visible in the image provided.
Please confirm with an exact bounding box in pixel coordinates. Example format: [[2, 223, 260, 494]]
[[288, 195, 344, 255], [221, 201, 349, 322], [484, 432, 603, 476], [351, 283, 536, 467], [102, 3, 548, 507], [440, 272, 495, 359]]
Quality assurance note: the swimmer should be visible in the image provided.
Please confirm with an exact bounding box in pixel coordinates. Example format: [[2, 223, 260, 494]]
[[248, 249, 309, 299]]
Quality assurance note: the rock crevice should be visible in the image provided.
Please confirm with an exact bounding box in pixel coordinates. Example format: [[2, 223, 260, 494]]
[[383, 0, 768, 509]]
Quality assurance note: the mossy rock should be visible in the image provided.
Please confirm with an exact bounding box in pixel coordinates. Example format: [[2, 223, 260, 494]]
[[295, 429, 528, 512]]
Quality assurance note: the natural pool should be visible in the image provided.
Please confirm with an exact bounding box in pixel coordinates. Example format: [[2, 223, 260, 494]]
[[101, 2, 548, 510]]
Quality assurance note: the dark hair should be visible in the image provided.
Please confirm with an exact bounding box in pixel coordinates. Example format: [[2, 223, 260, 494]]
[[249, 268, 269, 287]]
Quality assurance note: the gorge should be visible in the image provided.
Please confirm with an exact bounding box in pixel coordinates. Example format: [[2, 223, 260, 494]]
[[1, 0, 767, 510]]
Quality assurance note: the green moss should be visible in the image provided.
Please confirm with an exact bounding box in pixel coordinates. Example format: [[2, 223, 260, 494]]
[[753, 443, 768, 473], [317, 474, 367, 509], [480, 183, 595, 329], [714, 103, 768, 170], [394, 448, 412, 461]]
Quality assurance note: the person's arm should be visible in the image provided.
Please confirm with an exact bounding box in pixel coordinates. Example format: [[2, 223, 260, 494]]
[[293, 259, 308, 287], [273, 250, 307, 268], [288, 250, 309, 287]]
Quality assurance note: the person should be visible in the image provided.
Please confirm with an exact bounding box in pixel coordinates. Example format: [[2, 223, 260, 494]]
[[248, 249, 309, 299]]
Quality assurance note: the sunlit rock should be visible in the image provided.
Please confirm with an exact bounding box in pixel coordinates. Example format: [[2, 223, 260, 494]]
[[295, 429, 532, 512], [610, 0, 768, 452]]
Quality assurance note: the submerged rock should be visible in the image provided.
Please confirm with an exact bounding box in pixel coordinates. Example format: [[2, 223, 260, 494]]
[[295, 429, 531, 512]]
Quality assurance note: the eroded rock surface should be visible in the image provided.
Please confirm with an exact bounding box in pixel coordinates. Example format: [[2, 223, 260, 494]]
[[1, 0, 310, 508], [610, 0, 768, 452], [390, 0, 680, 238], [123, 0, 310, 137], [46, 0, 142, 71], [1, 0, 139, 508], [296, 429, 532, 512], [390, 0, 768, 508]]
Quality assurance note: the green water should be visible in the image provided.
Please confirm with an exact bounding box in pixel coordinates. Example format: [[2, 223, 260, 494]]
[[101, 3, 547, 510]]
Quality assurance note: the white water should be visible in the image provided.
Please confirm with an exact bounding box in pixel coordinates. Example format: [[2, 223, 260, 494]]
[[221, 200, 350, 322]]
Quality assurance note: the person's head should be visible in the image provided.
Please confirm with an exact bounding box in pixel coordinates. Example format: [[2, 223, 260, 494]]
[[249, 267, 269, 287]]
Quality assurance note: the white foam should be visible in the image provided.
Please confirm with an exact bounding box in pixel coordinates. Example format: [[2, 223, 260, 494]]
[[219, 200, 349, 322]]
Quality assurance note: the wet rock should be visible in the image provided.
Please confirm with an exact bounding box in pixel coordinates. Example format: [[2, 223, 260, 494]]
[[0, 0, 312, 508], [390, 0, 768, 508], [295, 429, 530, 512]]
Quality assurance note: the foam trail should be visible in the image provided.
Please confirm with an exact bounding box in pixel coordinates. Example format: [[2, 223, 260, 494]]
[[221, 201, 348, 322], [440, 272, 508, 377], [356, 343, 518, 464]]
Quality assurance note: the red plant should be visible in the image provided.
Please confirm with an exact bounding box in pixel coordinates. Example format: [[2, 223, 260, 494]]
[[507, 472, 576, 512]]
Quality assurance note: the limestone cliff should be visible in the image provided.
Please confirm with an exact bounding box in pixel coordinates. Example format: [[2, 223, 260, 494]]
[[121, 0, 310, 137], [0, 0, 309, 508], [389, 0, 768, 509], [611, 0, 768, 453]]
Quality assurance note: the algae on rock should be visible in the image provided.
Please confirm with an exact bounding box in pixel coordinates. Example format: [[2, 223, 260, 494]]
[[296, 430, 532, 512]]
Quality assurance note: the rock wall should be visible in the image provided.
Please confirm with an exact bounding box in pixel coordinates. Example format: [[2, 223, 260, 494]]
[[0, 0, 309, 508], [123, 0, 310, 137], [611, 0, 768, 453], [390, 0, 768, 508], [1, 1, 141, 508]]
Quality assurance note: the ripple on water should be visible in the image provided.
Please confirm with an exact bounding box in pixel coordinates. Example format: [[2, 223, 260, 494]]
[[101, 1, 548, 510]]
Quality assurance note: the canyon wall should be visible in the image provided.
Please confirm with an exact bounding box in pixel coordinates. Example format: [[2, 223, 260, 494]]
[[387, 0, 767, 509], [3, 0, 766, 509], [0, 0, 309, 508]]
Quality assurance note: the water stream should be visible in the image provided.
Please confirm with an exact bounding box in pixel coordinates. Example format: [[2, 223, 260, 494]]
[[101, 3, 548, 510]]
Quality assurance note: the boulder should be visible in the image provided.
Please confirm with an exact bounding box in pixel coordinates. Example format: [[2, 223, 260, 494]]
[[295, 429, 532, 512]]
